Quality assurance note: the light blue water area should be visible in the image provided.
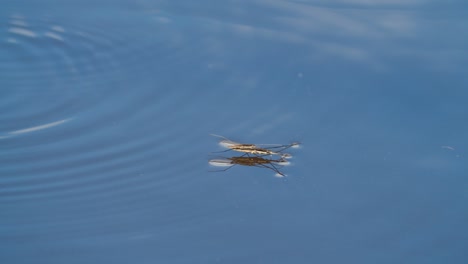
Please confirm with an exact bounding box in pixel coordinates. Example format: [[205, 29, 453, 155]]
[[1, 1, 468, 263]]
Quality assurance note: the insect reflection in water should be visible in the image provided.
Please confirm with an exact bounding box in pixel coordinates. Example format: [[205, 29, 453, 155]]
[[209, 156, 291, 178]]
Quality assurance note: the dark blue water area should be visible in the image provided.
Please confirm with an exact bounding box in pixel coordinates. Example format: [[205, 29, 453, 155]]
[[1, 1, 468, 263]]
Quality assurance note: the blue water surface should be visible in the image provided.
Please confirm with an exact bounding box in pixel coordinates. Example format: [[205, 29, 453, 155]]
[[1, 1, 468, 263]]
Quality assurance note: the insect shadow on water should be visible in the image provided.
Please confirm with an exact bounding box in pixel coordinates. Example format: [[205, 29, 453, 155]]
[[210, 134, 300, 159]]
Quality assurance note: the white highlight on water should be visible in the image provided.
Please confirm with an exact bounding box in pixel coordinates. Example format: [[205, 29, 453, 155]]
[[9, 118, 71, 135], [275, 173, 286, 178], [8, 27, 37, 38], [45, 32, 64, 41], [209, 159, 233, 167], [276, 160, 291, 166]]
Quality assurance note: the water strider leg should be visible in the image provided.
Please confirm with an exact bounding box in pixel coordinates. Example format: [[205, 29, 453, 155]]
[[257, 163, 286, 177]]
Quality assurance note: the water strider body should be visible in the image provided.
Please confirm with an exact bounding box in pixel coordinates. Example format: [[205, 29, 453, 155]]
[[210, 134, 299, 158]]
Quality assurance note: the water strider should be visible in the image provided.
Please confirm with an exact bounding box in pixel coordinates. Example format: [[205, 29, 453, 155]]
[[210, 134, 300, 158]]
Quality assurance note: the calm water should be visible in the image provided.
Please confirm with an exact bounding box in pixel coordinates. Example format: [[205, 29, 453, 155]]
[[1, 1, 468, 263]]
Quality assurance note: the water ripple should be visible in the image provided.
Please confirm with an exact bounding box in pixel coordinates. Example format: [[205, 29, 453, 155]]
[[0, 9, 292, 208], [0, 12, 209, 205]]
